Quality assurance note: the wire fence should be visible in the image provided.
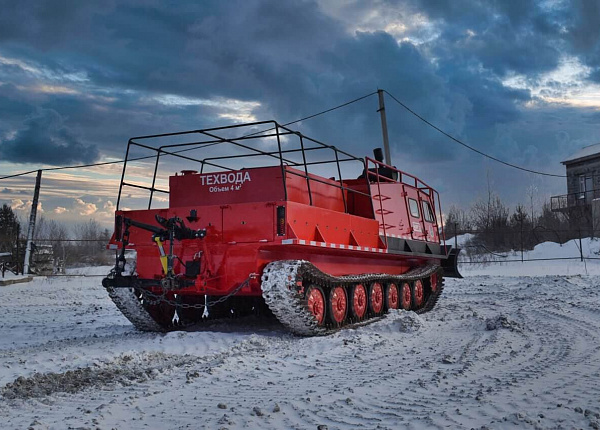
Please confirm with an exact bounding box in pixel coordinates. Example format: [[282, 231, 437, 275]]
[[0, 237, 111, 277], [447, 225, 600, 265], [3, 226, 599, 280]]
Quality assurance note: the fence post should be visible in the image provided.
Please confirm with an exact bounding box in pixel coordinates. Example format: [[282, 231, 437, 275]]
[[454, 222, 458, 250], [520, 219, 524, 263], [579, 229, 584, 262]]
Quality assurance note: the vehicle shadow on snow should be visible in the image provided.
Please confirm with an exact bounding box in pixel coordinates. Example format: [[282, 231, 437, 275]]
[[173, 315, 289, 336]]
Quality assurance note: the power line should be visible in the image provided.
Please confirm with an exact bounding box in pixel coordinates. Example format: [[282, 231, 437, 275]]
[[282, 91, 377, 127], [164, 91, 378, 155], [0, 91, 378, 181], [383, 90, 567, 178], [3, 89, 562, 179]]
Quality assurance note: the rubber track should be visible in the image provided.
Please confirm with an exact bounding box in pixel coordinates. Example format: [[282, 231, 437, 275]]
[[261, 260, 444, 336], [106, 286, 166, 332], [106, 261, 444, 335]]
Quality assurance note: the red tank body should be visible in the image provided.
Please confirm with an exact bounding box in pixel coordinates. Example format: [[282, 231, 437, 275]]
[[103, 121, 460, 334]]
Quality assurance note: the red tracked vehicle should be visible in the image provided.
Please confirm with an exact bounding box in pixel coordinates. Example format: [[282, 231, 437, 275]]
[[102, 121, 461, 335]]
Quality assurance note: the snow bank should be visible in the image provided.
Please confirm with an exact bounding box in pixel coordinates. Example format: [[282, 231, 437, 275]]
[[460, 237, 600, 276]]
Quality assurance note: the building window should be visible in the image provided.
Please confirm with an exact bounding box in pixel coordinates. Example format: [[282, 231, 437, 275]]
[[579, 175, 593, 200]]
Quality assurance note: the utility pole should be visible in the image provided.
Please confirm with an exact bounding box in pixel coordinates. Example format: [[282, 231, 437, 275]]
[[23, 170, 42, 275], [377, 89, 392, 166]]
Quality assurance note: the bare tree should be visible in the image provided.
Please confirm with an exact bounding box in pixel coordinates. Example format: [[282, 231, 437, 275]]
[[444, 205, 472, 238], [73, 219, 110, 265], [471, 192, 510, 250]]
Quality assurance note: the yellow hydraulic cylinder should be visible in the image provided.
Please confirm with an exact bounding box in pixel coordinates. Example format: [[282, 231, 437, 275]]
[[154, 237, 168, 273]]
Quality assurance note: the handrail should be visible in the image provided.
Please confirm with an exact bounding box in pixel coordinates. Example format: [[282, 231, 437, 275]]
[[116, 120, 367, 211], [365, 157, 445, 247], [116, 121, 445, 253], [550, 189, 600, 211]]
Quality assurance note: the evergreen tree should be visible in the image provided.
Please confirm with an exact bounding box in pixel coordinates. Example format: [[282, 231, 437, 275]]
[[0, 204, 20, 253]]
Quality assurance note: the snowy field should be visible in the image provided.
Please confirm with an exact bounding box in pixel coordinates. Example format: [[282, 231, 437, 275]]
[[1, 239, 600, 429]]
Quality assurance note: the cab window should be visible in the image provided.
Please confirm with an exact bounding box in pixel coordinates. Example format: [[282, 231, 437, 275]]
[[408, 198, 420, 218], [422, 201, 434, 222]]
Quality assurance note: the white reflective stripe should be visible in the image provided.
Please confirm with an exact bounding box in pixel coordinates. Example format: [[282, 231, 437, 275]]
[[279, 239, 388, 253]]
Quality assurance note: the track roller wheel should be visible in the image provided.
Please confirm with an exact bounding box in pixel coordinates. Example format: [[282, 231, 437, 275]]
[[305, 285, 326, 326], [368, 282, 384, 315], [430, 272, 439, 292], [349, 283, 367, 321], [412, 280, 425, 310], [328, 285, 348, 327], [400, 282, 411, 310], [385, 283, 399, 310]]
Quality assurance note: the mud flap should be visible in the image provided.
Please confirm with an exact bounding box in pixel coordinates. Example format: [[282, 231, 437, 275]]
[[441, 247, 462, 278]]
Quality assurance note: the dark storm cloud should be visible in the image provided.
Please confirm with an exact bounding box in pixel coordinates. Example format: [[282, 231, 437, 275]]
[[0, 108, 99, 165], [310, 31, 461, 160], [566, 0, 600, 82], [566, 0, 600, 53], [0, 1, 343, 101], [0, 83, 36, 119], [407, 0, 565, 77], [409, 0, 600, 84], [0, 1, 354, 154], [0, 0, 598, 213], [2, 0, 468, 162]]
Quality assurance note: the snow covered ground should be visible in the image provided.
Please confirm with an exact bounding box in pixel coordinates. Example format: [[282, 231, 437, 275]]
[[1, 242, 600, 429]]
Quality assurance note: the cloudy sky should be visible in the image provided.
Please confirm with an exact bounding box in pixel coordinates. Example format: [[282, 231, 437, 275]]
[[1, 0, 599, 227]]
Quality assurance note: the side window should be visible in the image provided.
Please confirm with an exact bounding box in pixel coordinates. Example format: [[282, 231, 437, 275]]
[[422, 201, 435, 222], [408, 198, 420, 218]]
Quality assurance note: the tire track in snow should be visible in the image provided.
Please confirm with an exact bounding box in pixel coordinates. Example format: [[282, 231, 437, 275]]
[[2, 273, 600, 429]]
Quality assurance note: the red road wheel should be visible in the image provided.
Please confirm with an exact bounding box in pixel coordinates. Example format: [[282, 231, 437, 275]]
[[349, 284, 367, 321], [385, 283, 399, 310], [368, 282, 384, 315], [400, 282, 411, 310], [328, 285, 348, 326], [412, 279, 424, 309], [305, 285, 326, 326], [430, 272, 439, 292]]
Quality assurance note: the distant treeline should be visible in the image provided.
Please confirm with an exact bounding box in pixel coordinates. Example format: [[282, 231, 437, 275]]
[[0, 204, 112, 268], [443, 191, 595, 254]]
